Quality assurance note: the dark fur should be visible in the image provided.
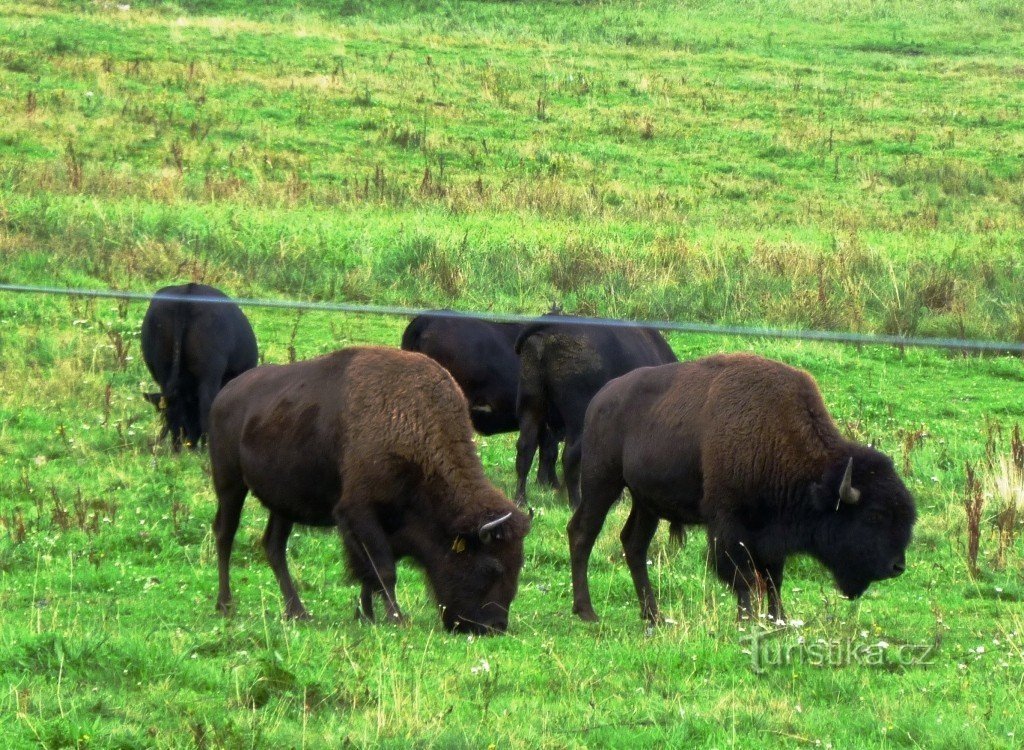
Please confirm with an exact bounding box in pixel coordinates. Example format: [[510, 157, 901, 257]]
[[140, 283, 257, 451], [568, 353, 916, 623], [513, 319, 677, 506], [208, 346, 531, 634], [401, 311, 561, 490]]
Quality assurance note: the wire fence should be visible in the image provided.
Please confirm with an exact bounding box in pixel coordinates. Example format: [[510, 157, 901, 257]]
[[2, 282, 1023, 355]]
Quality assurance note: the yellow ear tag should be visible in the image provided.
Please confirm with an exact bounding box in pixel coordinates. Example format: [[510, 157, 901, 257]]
[[451, 537, 466, 553], [159, 396, 168, 410]]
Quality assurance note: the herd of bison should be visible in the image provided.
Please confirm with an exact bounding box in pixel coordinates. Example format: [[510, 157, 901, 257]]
[[139, 282, 916, 635]]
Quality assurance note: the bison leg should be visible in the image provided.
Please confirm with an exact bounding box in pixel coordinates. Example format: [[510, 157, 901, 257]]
[[212, 481, 247, 616], [558, 394, 589, 508], [357, 582, 376, 622], [195, 377, 221, 448], [514, 410, 544, 505], [262, 512, 309, 620], [567, 475, 624, 622], [764, 562, 786, 623], [169, 411, 185, 453], [562, 437, 584, 509], [708, 530, 761, 620], [336, 504, 403, 624], [621, 505, 662, 624], [536, 425, 561, 490]]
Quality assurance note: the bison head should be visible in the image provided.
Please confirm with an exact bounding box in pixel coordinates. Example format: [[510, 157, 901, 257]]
[[812, 450, 916, 599], [429, 508, 531, 635], [144, 391, 201, 451]]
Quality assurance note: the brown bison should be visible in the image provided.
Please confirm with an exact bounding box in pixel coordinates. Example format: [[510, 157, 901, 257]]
[[568, 353, 916, 623], [401, 311, 561, 489], [515, 319, 677, 507], [208, 346, 531, 634], [141, 283, 258, 451]]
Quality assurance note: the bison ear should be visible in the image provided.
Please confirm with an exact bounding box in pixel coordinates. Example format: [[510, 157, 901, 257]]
[[478, 511, 513, 544]]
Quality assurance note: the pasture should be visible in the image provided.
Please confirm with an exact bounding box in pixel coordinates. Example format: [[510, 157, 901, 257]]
[[1, 0, 1023, 746]]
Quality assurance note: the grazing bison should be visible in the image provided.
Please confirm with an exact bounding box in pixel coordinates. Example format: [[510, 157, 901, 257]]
[[141, 283, 258, 451], [514, 318, 677, 507], [208, 346, 531, 634], [401, 310, 561, 490], [568, 353, 916, 624]]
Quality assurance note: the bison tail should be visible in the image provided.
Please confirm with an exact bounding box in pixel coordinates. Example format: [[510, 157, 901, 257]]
[[163, 298, 191, 401], [668, 521, 686, 546], [514, 324, 548, 357]]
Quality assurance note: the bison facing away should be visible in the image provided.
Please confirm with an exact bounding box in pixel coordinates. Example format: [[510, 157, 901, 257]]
[[141, 283, 258, 451], [514, 319, 677, 507], [568, 353, 916, 624], [208, 346, 531, 634], [400, 311, 560, 489]]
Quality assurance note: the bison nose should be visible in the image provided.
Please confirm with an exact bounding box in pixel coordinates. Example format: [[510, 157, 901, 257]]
[[891, 559, 906, 577]]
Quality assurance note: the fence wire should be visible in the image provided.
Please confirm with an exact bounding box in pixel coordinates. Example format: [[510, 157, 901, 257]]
[[1, 282, 1022, 354]]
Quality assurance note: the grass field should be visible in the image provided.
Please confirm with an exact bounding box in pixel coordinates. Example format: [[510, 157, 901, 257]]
[[1, 0, 1024, 747]]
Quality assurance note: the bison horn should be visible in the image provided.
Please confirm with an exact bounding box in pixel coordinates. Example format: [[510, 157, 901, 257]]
[[838, 458, 861, 507], [479, 511, 513, 543]]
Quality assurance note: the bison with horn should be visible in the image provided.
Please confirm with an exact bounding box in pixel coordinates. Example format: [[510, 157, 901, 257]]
[[568, 353, 916, 624], [208, 346, 531, 634]]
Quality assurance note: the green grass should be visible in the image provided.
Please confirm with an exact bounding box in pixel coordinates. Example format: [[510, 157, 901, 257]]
[[3, 296, 1024, 748], [1, 0, 1024, 747], [2, 0, 1023, 335]]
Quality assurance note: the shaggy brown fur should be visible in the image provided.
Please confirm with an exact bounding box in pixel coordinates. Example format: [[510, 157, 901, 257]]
[[208, 346, 531, 634], [401, 311, 561, 487], [568, 353, 916, 623]]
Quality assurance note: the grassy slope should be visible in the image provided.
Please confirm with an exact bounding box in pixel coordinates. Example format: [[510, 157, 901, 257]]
[[1, 1, 1024, 747], [2, 0, 1023, 332]]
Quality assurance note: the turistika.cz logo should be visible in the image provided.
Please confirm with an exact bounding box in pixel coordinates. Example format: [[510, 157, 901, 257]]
[[740, 627, 938, 674]]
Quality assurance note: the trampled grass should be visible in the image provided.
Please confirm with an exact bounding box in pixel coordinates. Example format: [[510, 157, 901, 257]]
[[1, 0, 1024, 747]]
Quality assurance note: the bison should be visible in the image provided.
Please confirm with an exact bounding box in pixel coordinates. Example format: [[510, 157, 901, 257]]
[[514, 318, 677, 507], [568, 353, 916, 624], [141, 283, 258, 451], [401, 310, 561, 490], [208, 346, 531, 634]]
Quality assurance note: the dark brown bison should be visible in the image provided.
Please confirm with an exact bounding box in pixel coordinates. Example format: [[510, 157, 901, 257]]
[[401, 311, 560, 489], [208, 346, 531, 634], [568, 353, 916, 624], [141, 283, 258, 451], [515, 319, 677, 507]]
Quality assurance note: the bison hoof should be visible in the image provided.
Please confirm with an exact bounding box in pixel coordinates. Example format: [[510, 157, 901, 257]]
[[537, 476, 560, 490], [643, 613, 664, 628], [573, 606, 600, 623], [284, 607, 311, 621], [215, 599, 235, 617]]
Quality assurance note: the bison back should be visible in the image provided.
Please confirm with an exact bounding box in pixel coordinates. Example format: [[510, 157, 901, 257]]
[[209, 347, 483, 526]]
